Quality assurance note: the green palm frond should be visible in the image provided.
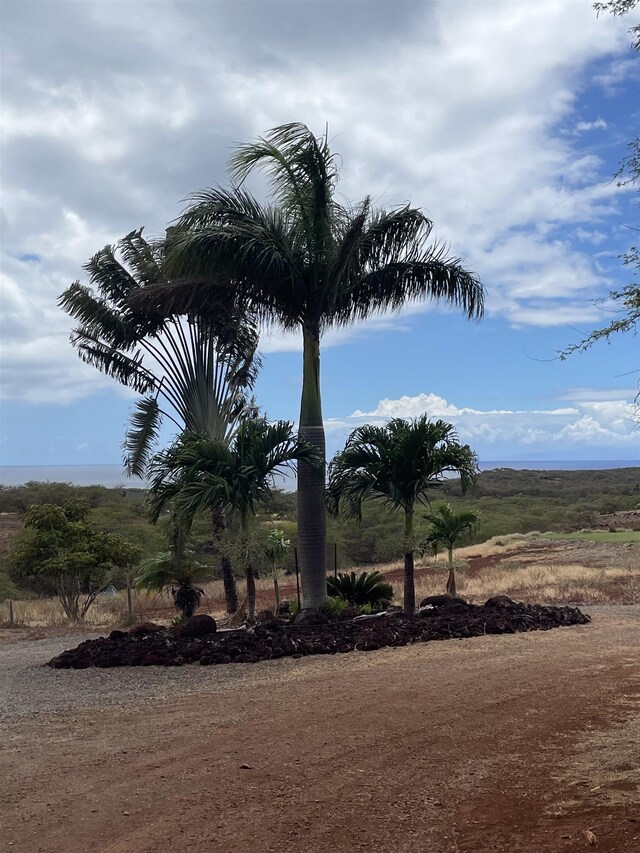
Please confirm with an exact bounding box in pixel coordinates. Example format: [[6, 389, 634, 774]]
[[146, 418, 319, 524], [422, 503, 480, 551], [123, 396, 164, 478], [327, 416, 479, 519], [60, 229, 259, 480], [326, 570, 393, 608]]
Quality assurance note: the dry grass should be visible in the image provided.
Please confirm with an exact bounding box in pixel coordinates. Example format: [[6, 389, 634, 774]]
[[2, 533, 639, 627], [0, 576, 285, 628], [411, 561, 640, 607]]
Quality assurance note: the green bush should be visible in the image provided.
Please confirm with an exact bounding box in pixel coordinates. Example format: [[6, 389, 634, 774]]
[[326, 570, 393, 609], [0, 572, 19, 602], [319, 596, 352, 617]]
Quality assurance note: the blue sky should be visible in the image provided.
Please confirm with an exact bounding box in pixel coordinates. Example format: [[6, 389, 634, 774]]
[[1, 0, 639, 468]]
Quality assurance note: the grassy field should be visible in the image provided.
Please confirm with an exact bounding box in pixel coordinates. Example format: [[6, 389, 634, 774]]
[[542, 530, 640, 544], [540, 530, 640, 543], [3, 532, 639, 627]]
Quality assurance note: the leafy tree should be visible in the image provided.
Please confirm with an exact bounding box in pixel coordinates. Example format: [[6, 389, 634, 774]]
[[146, 419, 318, 623], [561, 1, 639, 389], [134, 123, 484, 608], [326, 570, 393, 609], [327, 417, 478, 613], [7, 501, 141, 623], [59, 229, 260, 612], [0, 572, 19, 603], [422, 503, 480, 597], [265, 528, 291, 610]]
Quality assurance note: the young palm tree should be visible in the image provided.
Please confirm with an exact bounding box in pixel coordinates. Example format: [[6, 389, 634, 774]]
[[59, 229, 259, 612], [135, 552, 208, 619], [146, 418, 318, 623], [265, 528, 291, 611], [135, 514, 209, 619], [133, 123, 485, 609], [327, 417, 478, 613], [422, 503, 480, 597]]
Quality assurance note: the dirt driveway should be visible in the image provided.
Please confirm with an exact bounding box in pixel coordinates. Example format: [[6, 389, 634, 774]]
[[1, 607, 639, 853]]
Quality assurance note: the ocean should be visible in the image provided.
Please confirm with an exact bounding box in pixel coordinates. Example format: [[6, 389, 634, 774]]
[[0, 460, 638, 489]]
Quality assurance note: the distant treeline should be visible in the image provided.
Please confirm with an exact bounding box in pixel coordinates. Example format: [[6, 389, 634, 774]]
[[1, 468, 638, 573]]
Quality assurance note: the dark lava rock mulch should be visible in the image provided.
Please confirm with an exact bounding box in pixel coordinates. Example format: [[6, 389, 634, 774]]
[[47, 600, 590, 669]]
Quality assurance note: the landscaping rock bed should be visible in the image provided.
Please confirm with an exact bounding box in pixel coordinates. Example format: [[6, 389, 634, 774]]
[[47, 600, 591, 669]]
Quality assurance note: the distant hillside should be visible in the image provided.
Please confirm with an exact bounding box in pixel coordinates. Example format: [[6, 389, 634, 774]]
[[1, 467, 638, 572]]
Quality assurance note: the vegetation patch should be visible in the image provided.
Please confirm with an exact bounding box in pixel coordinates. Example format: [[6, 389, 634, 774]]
[[48, 600, 590, 669]]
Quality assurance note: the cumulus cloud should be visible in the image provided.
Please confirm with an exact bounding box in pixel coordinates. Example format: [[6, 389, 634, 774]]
[[325, 390, 639, 459], [0, 0, 633, 403], [574, 118, 608, 133]]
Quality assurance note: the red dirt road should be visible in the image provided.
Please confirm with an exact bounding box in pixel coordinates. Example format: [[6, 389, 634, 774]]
[[2, 607, 639, 852]]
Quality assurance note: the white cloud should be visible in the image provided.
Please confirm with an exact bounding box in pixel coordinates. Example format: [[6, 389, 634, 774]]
[[0, 0, 634, 403], [574, 118, 608, 133], [325, 390, 639, 458]]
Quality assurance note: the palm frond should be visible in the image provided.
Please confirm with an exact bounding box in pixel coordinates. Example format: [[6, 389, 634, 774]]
[[72, 333, 156, 392], [327, 416, 479, 518], [123, 396, 163, 478]]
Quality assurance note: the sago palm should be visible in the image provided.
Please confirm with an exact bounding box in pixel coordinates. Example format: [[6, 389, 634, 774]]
[[326, 570, 393, 609], [327, 416, 478, 613], [146, 418, 318, 623], [133, 123, 485, 608], [422, 503, 480, 597], [59, 229, 259, 612], [134, 552, 208, 619]]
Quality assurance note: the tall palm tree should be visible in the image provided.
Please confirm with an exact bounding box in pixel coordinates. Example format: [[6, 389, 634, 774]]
[[326, 417, 478, 613], [422, 503, 480, 597], [132, 123, 485, 609], [59, 229, 259, 612], [146, 418, 318, 623]]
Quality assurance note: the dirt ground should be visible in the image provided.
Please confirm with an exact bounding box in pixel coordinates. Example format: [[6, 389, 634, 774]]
[[1, 607, 639, 853]]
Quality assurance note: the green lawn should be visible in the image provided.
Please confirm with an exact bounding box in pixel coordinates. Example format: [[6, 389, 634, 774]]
[[540, 530, 640, 544]]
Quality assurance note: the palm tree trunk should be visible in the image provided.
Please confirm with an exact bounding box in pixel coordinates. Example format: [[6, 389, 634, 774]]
[[246, 564, 256, 624], [446, 547, 457, 597], [241, 511, 256, 624], [273, 576, 280, 611], [221, 556, 238, 613], [403, 509, 415, 614], [211, 506, 238, 613], [297, 324, 327, 609]]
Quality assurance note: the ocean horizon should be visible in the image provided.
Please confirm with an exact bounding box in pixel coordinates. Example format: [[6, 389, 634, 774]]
[[0, 460, 638, 489]]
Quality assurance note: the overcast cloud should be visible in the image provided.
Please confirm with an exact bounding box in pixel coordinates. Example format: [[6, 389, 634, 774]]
[[0, 0, 637, 463]]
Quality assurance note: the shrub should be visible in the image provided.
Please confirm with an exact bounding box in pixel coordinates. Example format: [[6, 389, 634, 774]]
[[326, 571, 393, 609], [319, 596, 352, 617], [0, 572, 19, 603]]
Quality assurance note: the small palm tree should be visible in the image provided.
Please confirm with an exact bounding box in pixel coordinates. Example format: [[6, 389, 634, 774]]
[[134, 518, 209, 619], [147, 418, 318, 623], [133, 123, 484, 609], [265, 528, 291, 611], [423, 503, 480, 597], [327, 417, 478, 613]]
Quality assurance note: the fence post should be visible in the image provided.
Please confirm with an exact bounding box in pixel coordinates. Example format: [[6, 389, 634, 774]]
[[8, 599, 14, 627], [294, 547, 301, 610], [334, 542, 338, 579], [126, 574, 133, 626]]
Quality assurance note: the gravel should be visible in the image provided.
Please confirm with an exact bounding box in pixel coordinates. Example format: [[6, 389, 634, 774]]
[[0, 631, 302, 722]]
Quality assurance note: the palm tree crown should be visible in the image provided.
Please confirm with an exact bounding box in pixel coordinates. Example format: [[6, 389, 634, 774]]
[[423, 503, 480, 597], [146, 418, 318, 622], [327, 416, 478, 612], [132, 123, 485, 609], [59, 229, 259, 477]]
